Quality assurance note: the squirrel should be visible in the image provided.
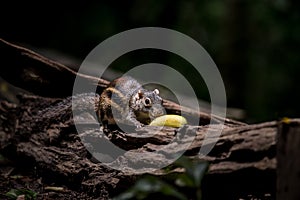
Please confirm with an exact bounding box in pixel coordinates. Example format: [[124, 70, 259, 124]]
[[97, 76, 165, 129], [24, 76, 164, 134]]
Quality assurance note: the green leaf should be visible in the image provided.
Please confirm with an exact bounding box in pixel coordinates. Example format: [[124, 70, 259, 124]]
[[5, 188, 37, 200], [174, 156, 209, 187], [193, 163, 208, 187], [175, 174, 195, 187], [114, 176, 187, 200]]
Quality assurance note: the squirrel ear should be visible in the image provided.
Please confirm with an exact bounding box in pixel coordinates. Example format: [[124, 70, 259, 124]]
[[153, 89, 159, 95], [135, 90, 144, 100]]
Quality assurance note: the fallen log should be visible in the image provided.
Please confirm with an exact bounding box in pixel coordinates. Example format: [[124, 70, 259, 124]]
[[0, 38, 277, 199], [0, 94, 276, 199]]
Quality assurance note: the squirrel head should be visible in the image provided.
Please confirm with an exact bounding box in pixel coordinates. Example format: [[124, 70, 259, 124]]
[[132, 89, 165, 121]]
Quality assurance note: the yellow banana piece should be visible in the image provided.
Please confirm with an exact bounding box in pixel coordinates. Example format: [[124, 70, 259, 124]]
[[149, 114, 187, 128]]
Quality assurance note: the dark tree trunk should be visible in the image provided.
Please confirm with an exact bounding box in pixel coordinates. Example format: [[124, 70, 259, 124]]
[[277, 119, 300, 200]]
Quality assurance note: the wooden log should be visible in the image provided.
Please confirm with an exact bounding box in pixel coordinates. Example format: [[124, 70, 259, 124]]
[[0, 94, 277, 199], [0, 38, 276, 199], [0, 38, 109, 98]]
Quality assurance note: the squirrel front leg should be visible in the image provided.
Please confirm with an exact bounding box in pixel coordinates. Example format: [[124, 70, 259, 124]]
[[125, 109, 144, 128]]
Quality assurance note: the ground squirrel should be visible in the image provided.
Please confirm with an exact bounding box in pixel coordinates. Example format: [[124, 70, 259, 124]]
[[98, 76, 165, 129]]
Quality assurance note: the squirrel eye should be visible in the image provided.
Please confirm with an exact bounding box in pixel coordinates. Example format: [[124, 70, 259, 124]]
[[144, 98, 152, 106]]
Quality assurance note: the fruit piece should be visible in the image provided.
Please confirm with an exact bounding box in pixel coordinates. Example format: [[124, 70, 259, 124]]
[[149, 115, 187, 128]]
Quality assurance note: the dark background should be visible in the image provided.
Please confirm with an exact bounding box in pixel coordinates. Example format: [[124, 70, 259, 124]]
[[0, 1, 299, 123]]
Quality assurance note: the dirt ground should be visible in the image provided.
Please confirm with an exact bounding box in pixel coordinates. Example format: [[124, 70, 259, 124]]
[[0, 163, 97, 200]]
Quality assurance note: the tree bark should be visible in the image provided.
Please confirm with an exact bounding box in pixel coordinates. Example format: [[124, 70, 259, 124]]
[[0, 38, 278, 199], [0, 94, 277, 199]]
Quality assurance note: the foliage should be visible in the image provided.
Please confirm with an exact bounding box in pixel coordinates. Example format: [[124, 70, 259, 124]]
[[5, 188, 37, 200], [113, 157, 208, 200], [114, 176, 188, 200]]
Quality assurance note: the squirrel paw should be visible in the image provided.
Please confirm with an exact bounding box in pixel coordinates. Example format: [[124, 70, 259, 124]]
[[135, 123, 144, 129]]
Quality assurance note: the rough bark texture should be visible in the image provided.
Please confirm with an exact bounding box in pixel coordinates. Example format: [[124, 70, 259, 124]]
[[0, 38, 108, 98], [0, 38, 278, 199], [0, 94, 276, 199]]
